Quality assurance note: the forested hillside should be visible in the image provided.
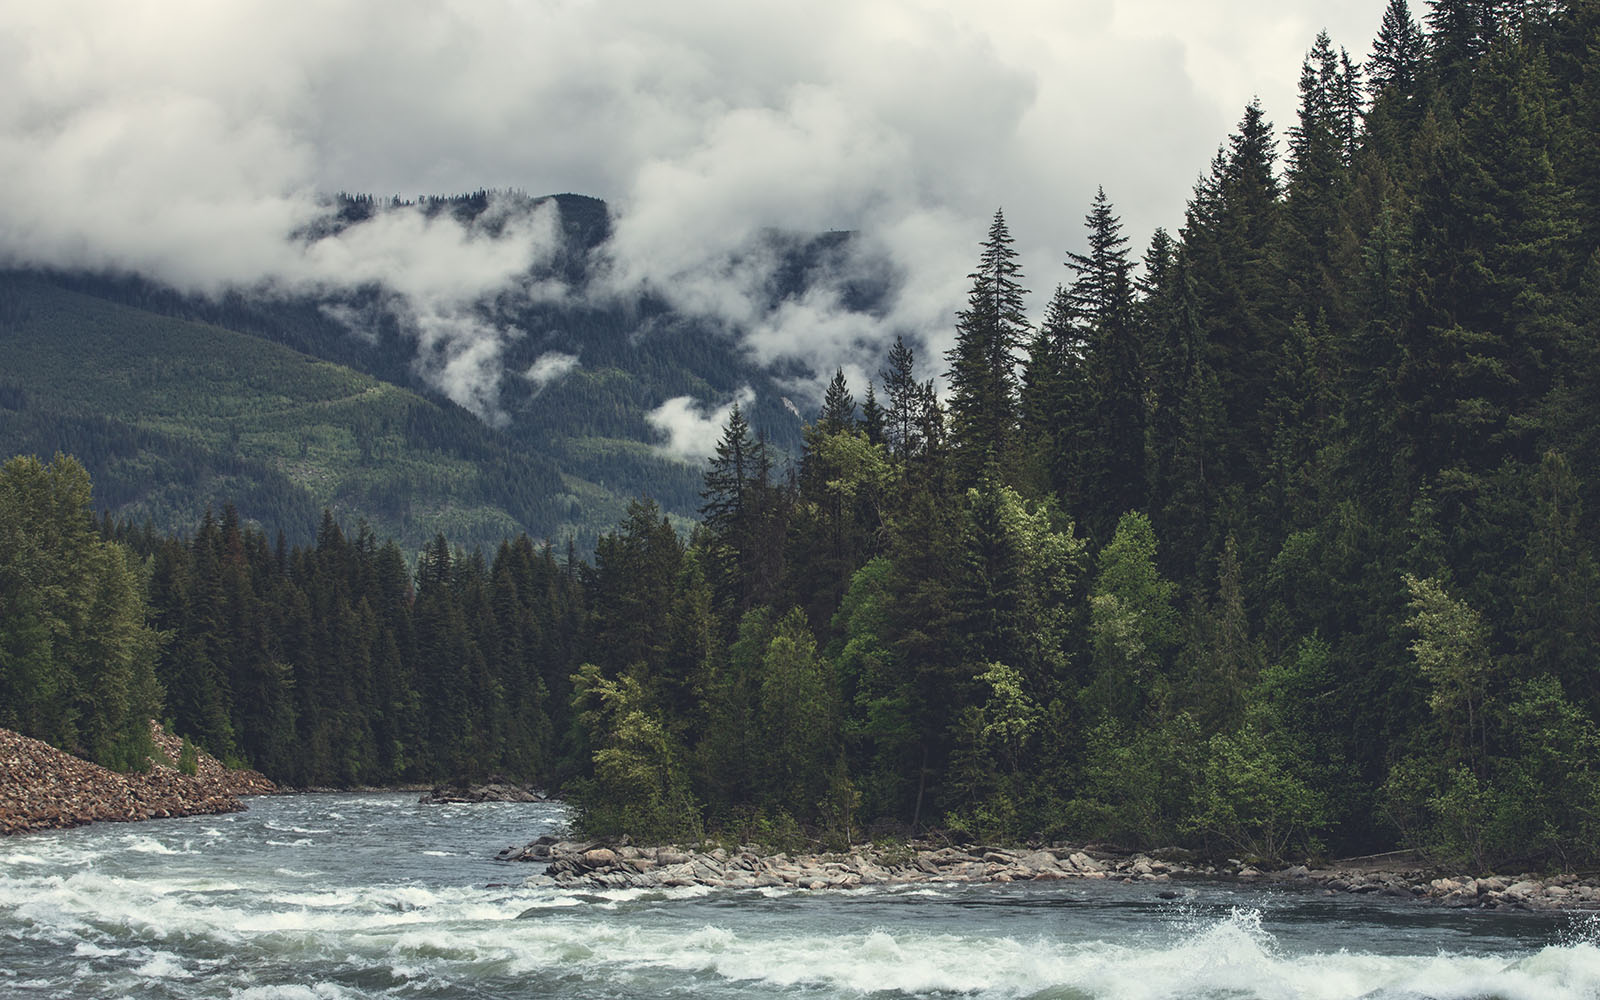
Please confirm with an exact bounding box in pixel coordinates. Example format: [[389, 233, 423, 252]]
[[0, 273, 571, 552], [6, 0, 1600, 872], [2, 191, 829, 552]]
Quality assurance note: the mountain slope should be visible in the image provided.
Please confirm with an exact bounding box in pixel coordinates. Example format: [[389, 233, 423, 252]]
[[0, 271, 581, 550]]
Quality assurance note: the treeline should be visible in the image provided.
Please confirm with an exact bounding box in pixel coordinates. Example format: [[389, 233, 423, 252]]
[[6, 0, 1600, 872], [0, 453, 586, 786], [566, 0, 1600, 869]]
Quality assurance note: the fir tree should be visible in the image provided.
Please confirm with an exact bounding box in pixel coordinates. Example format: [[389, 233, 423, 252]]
[[946, 209, 1029, 486]]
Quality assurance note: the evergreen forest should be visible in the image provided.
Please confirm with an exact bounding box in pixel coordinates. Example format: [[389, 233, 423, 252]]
[[6, 0, 1600, 871]]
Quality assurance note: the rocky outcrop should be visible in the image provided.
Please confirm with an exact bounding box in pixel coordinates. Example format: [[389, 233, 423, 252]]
[[0, 723, 276, 835], [494, 836, 1600, 910], [497, 839, 1166, 891], [419, 779, 546, 804]]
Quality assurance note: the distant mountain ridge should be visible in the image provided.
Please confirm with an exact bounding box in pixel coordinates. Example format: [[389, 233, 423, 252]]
[[0, 192, 880, 551]]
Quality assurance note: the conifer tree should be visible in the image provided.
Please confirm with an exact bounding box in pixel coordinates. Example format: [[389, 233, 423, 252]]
[[818, 367, 857, 433], [1072, 193, 1145, 539], [1370, 0, 1427, 101], [946, 209, 1029, 486], [860, 384, 886, 446], [881, 335, 923, 460]]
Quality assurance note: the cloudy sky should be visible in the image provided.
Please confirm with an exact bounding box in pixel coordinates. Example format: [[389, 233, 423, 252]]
[[0, 0, 1393, 428]]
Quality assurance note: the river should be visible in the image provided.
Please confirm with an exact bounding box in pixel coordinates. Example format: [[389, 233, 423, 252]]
[[1, 792, 1597, 998]]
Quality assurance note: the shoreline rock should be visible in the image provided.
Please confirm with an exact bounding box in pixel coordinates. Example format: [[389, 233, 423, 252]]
[[0, 722, 276, 835], [419, 779, 546, 805], [494, 836, 1600, 911]]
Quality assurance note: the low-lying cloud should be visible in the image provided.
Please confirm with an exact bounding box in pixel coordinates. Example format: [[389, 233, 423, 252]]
[[524, 351, 581, 393], [647, 387, 758, 463], [0, 0, 1392, 416]]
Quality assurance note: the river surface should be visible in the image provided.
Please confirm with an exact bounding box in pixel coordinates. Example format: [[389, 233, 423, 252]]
[[1, 793, 1598, 999]]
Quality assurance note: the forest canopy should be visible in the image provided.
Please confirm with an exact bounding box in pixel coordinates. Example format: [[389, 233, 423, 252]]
[[6, 0, 1600, 871]]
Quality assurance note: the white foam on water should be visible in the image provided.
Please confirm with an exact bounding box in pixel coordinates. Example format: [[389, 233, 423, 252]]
[[122, 834, 188, 855], [132, 949, 192, 979], [466, 901, 1600, 1000], [265, 823, 331, 836], [228, 985, 363, 999], [72, 940, 126, 957], [422, 850, 454, 857]]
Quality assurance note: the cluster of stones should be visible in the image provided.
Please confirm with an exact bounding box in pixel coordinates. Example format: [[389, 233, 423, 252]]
[[419, 780, 547, 804], [498, 836, 1600, 910], [1419, 873, 1600, 910], [0, 723, 275, 835], [499, 837, 1185, 891]]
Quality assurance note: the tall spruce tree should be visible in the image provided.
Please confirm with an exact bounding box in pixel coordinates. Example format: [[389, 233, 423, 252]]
[[946, 209, 1029, 487], [1069, 190, 1145, 539], [1370, 0, 1428, 102]]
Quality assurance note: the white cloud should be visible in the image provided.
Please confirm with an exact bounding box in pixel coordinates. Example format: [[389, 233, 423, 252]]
[[524, 351, 581, 392], [647, 387, 757, 463], [0, 0, 1394, 409]]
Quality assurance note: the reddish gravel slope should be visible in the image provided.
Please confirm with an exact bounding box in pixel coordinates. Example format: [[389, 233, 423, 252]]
[[0, 722, 276, 835]]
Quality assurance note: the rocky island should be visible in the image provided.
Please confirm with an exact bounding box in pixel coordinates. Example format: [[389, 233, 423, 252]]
[[497, 836, 1600, 912]]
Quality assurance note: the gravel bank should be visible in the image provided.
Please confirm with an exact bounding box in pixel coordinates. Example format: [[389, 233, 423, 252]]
[[0, 723, 276, 835]]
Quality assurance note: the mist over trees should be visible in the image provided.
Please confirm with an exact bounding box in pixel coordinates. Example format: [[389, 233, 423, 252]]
[[7, 1, 1600, 870]]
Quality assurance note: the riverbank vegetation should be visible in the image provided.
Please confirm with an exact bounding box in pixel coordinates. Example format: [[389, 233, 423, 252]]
[[5, 1, 1600, 872]]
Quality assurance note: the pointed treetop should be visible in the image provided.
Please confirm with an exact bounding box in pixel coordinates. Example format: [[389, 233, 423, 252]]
[[1065, 187, 1132, 328], [818, 367, 857, 434], [1370, 0, 1424, 100]]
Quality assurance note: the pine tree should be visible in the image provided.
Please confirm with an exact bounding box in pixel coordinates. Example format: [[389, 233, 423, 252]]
[[700, 405, 787, 621], [1370, 0, 1427, 102], [1283, 32, 1357, 328], [1071, 191, 1145, 538], [818, 368, 856, 433], [860, 384, 886, 446], [881, 335, 923, 459], [1185, 101, 1287, 504], [1427, 0, 1505, 103], [946, 209, 1029, 486]]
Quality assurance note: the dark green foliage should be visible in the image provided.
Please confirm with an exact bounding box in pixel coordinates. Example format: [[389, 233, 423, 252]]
[[946, 210, 1028, 487], [0, 455, 161, 771], [9, 3, 1600, 870]]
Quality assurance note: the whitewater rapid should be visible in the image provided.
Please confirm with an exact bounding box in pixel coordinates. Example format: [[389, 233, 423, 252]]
[[1, 793, 1597, 999]]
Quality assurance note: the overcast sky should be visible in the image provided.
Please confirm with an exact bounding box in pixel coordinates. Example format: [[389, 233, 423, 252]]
[[0, 0, 1394, 426]]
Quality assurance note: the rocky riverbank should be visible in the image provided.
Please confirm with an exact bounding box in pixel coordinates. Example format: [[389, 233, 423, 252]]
[[496, 836, 1600, 911], [419, 779, 547, 804], [0, 723, 276, 835]]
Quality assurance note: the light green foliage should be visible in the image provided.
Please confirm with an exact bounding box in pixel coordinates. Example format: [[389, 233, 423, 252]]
[[1385, 675, 1600, 869], [1086, 511, 1177, 723], [1404, 573, 1493, 770], [974, 663, 1039, 770], [1185, 726, 1325, 864], [960, 481, 1085, 680], [178, 738, 200, 776], [1493, 676, 1600, 866], [570, 663, 701, 843], [947, 483, 1083, 834], [758, 609, 841, 820], [945, 661, 1042, 840], [813, 431, 892, 512], [1064, 715, 1201, 848], [830, 558, 916, 819]]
